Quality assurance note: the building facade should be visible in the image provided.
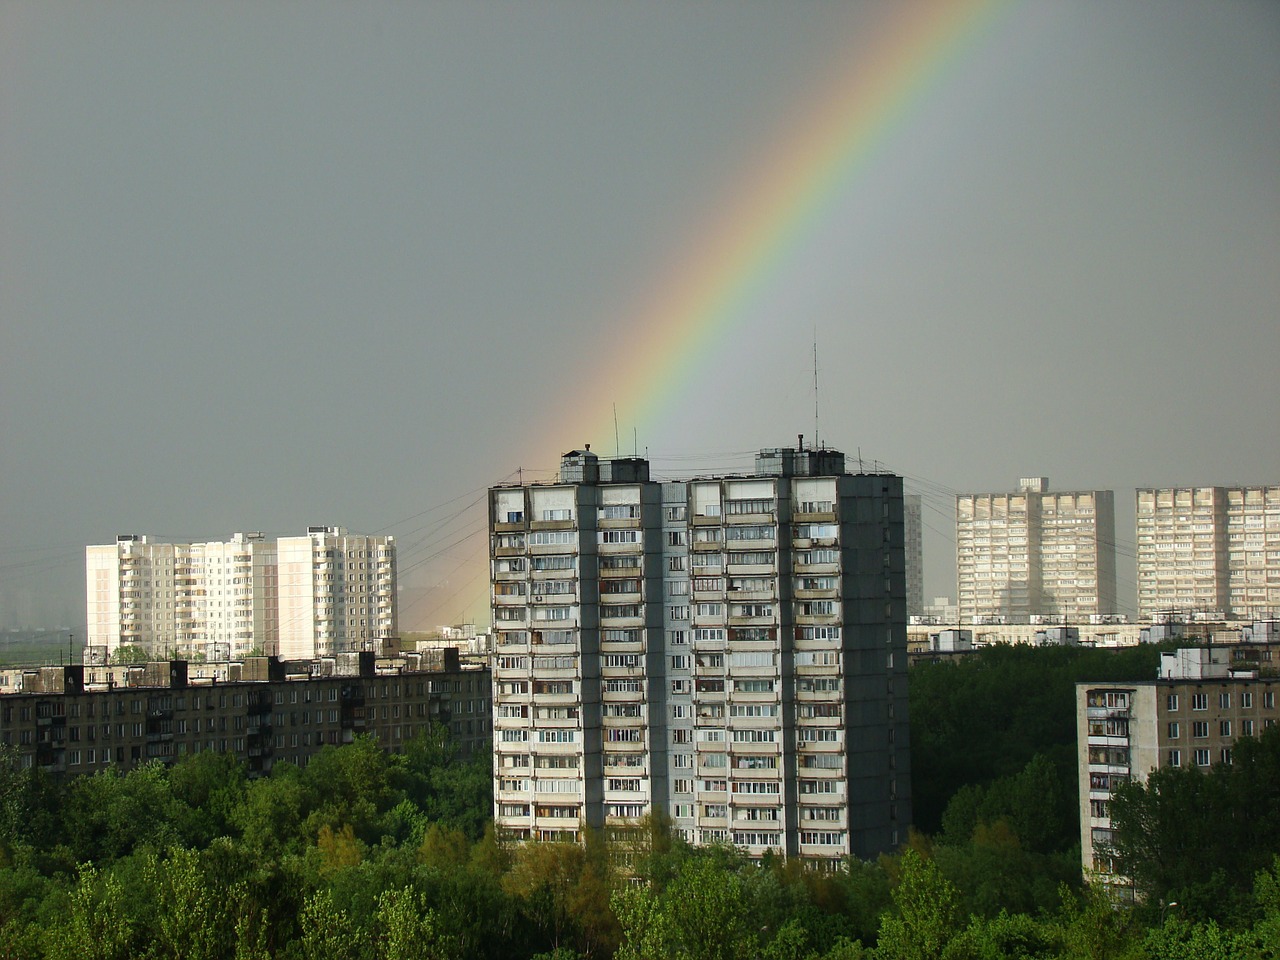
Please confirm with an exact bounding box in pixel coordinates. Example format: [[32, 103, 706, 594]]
[[489, 446, 910, 863], [277, 527, 398, 660], [956, 478, 1116, 624], [904, 495, 924, 619], [87, 527, 396, 662], [0, 651, 489, 778], [87, 533, 279, 661], [1136, 485, 1280, 621], [1077, 647, 1280, 897]]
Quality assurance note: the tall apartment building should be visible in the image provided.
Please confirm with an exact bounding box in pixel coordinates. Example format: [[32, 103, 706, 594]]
[[490, 445, 910, 863], [277, 527, 398, 660], [87, 533, 278, 661], [87, 527, 395, 662], [1077, 646, 1280, 898], [904, 495, 924, 619], [1136, 486, 1280, 621], [956, 478, 1116, 623]]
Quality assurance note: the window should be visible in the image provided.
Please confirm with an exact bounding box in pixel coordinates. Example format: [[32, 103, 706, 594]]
[[1166, 694, 1179, 711], [530, 530, 575, 545], [1242, 719, 1255, 736], [1167, 749, 1181, 767], [725, 525, 775, 542], [599, 530, 640, 544], [601, 655, 639, 668], [799, 779, 840, 795], [799, 831, 844, 847], [1220, 720, 1232, 737], [532, 606, 572, 622], [799, 625, 841, 641], [599, 504, 638, 520], [1191, 693, 1208, 711], [1242, 692, 1253, 708], [538, 730, 577, 743], [725, 498, 774, 515], [1167, 721, 1179, 739], [1264, 692, 1275, 709], [1219, 693, 1232, 709], [1194, 749, 1211, 767], [532, 554, 575, 570], [798, 728, 839, 742], [731, 781, 780, 795], [1192, 721, 1208, 738]]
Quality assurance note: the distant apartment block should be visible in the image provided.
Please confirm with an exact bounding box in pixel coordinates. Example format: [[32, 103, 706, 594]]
[[0, 650, 489, 778], [956, 479, 1116, 623], [904, 495, 924, 618], [489, 445, 910, 864], [86, 527, 396, 662], [277, 527, 398, 660], [1136, 486, 1280, 621], [1078, 642, 1280, 898]]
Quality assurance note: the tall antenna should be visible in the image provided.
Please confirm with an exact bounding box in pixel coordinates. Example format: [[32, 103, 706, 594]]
[[813, 329, 820, 448], [613, 403, 620, 457]]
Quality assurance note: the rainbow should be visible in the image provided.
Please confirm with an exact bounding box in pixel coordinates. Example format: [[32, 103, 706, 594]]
[[526, 0, 1011, 471]]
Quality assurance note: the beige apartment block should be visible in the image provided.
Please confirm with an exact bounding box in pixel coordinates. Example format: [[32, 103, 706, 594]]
[[1077, 646, 1280, 898], [490, 446, 910, 864], [1136, 486, 1280, 621], [957, 479, 1116, 624]]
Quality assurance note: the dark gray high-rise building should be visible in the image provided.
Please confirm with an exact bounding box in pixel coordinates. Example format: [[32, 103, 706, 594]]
[[490, 445, 910, 864]]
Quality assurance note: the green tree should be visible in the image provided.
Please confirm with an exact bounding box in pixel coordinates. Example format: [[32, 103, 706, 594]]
[[874, 849, 963, 960], [45, 865, 139, 960], [298, 887, 366, 960], [111, 645, 149, 665], [60, 763, 183, 862], [1106, 726, 1280, 923]]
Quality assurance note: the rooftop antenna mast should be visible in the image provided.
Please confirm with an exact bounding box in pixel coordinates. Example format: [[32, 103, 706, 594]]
[[813, 329, 820, 449], [613, 403, 620, 458]]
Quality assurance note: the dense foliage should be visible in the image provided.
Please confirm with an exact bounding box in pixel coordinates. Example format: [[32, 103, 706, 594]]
[[909, 642, 1165, 836], [0, 644, 1274, 957], [1106, 725, 1280, 925]]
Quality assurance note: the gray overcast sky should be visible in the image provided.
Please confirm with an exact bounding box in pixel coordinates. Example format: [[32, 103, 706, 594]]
[[2, 1, 1278, 631]]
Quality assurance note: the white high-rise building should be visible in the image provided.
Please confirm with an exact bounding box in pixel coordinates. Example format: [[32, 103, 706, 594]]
[[956, 479, 1116, 624], [1136, 485, 1280, 621], [87, 528, 394, 661], [490, 446, 910, 863], [87, 533, 278, 660], [277, 526, 398, 660]]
